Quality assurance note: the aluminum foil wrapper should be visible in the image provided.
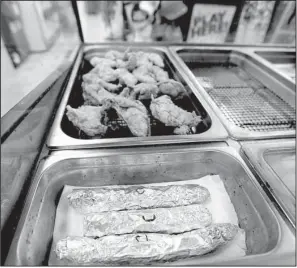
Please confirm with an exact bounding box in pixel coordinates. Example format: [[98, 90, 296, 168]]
[[55, 223, 239, 265], [84, 204, 212, 237], [67, 184, 210, 213]]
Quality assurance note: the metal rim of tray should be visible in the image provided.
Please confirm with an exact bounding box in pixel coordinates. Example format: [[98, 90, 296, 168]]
[[247, 47, 296, 87], [168, 46, 296, 141], [46, 45, 229, 150], [240, 139, 296, 229], [5, 144, 295, 266]]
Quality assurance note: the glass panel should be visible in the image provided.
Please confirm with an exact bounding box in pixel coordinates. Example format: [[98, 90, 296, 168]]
[[1, 1, 80, 117], [77, 0, 295, 45]]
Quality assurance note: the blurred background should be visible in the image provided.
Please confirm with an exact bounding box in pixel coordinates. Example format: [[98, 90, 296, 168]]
[[77, 0, 296, 44], [1, 0, 295, 116]]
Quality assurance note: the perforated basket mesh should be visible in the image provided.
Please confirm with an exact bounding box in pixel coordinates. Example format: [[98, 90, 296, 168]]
[[185, 63, 295, 132]]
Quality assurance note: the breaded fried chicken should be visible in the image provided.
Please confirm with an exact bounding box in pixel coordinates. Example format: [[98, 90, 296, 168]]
[[151, 65, 169, 82], [130, 51, 151, 67], [82, 82, 101, 105], [116, 68, 138, 87], [133, 65, 156, 84], [114, 54, 137, 71], [104, 50, 125, 61], [158, 79, 187, 99], [89, 57, 116, 68], [82, 83, 116, 106], [173, 125, 191, 135], [128, 51, 164, 68], [90, 65, 118, 82], [83, 73, 121, 92], [66, 105, 108, 137], [148, 52, 164, 68], [119, 87, 135, 100], [150, 95, 201, 133], [131, 83, 159, 100], [102, 97, 150, 137], [104, 48, 131, 61]]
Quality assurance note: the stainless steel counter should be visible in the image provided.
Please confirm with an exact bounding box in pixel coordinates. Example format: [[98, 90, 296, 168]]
[[5, 144, 295, 266], [2, 44, 295, 266]]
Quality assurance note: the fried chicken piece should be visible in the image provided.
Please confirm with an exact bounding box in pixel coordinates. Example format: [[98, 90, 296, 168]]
[[173, 125, 191, 135], [112, 96, 148, 114], [104, 50, 125, 61], [114, 54, 137, 72], [84, 83, 142, 113], [119, 87, 136, 100], [66, 105, 108, 137], [104, 48, 130, 61], [148, 53, 164, 68], [127, 51, 151, 67], [115, 68, 138, 87], [83, 96, 97, 106], [136, 53, 151, 67], [115, 59, 126, 69], [133, 64, 168, 83], [119, 87, 131, 97], [83, 83, 116, 106], [150, 95, 201, 130], [83, 73, 121, 93], [151, 65, 169, 82], [127, 51, 164, 68], [125, 54, 138, 71], [89, 57, 116, 68], [126, 52, 167, 82], [133, 65, 156, 84], [82, 82, 102, 105], [131, 83, 159, 100], [90, 65, 118, 82], [158, 79, 187, 99], [102, 97, 150, 137]]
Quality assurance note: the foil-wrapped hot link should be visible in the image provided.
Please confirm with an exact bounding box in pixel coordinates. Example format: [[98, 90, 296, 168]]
[[55, 223, 239, 265], [84, 204, 212, 237], [67, 184, 210, 213]]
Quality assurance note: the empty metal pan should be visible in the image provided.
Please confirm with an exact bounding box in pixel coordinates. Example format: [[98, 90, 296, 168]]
[[253, 49, 295, 86], [241, 139, 295, 228], [169, 47, 295, 141]]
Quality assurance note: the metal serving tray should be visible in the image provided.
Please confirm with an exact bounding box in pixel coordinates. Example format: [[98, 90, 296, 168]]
[[169, 47, 295, 141], [47, 46, 228, 149], [251, 48, 295, 87], [5, 144, 295, 266], [241, 139, 295, 228]]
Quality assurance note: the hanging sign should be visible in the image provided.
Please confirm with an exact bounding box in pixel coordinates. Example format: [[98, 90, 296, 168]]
[[187, 4, 236, 43]]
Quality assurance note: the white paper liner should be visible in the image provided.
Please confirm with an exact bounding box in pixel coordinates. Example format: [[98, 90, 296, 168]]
[[49, 175, 246, 265]]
